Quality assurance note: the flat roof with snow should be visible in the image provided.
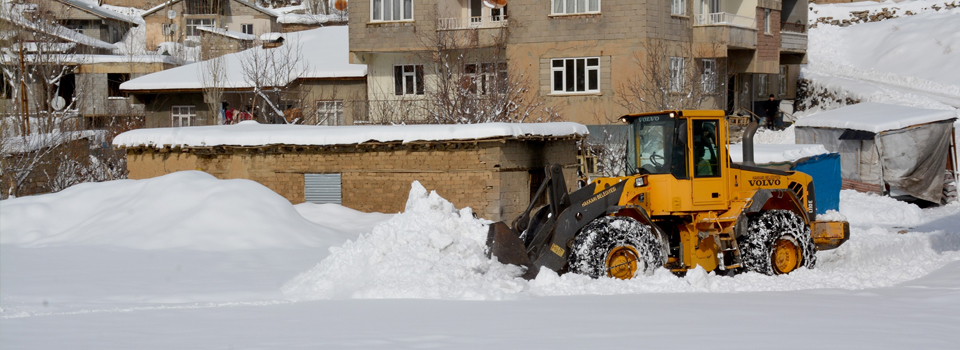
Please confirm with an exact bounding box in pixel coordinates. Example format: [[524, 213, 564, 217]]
[[113, 122, 589, 149], [794, 102, 958, 133]]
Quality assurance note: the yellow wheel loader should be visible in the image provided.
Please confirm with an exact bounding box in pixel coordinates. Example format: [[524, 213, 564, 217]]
[[486, 110, 850, 280]]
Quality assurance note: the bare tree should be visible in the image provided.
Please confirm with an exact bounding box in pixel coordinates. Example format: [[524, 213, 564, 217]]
[[199, 54, 227, 124], [615, 39, 728, 113], [239, 40, 309, 124]]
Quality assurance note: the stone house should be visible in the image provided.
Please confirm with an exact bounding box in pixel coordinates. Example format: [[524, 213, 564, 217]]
[[114, 122, 586, 221], [120, 26, 367, 128], [140, 0, 280, 53], [348, 0, 807, 125]]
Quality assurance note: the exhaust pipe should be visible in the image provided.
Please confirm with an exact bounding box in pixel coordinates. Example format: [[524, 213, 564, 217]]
[[742, 118, 759, 167]]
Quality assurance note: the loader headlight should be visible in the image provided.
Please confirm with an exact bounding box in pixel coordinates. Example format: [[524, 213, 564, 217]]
[[634, 176, 647, 187]]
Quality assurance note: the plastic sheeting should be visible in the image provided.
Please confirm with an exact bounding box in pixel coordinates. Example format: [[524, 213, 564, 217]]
[[796, 120, 955, 203]]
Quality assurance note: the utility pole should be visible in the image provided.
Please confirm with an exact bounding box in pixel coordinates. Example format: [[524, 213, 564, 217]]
[[18, 37, 29, 135]]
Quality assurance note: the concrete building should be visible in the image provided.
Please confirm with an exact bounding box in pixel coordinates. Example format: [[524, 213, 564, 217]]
[[120, 26, 367, 128], [140, 0, 280, 53], [348, 0, 807, 125]]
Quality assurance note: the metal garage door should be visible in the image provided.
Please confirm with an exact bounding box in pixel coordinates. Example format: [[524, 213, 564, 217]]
[[304, 173, 342, 204]]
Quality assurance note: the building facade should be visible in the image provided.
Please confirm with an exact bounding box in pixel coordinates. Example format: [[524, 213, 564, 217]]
[[141, 0, 280, 53], [349, 0, 807, 125]]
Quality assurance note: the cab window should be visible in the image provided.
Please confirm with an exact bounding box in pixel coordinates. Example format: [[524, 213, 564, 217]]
[[693, 120, 720, 177]]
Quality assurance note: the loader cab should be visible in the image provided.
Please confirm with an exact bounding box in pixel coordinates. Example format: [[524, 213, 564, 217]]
[[622, 110, 729, 211]]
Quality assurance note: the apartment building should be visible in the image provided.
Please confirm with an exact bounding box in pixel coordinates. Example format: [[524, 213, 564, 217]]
[[348, 0, 807, 125], [141, 0, 280, 53]]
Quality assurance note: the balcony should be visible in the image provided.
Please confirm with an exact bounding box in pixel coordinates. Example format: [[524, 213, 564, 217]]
[[437, 16, 508, 31], [694, 12, 757, 29]]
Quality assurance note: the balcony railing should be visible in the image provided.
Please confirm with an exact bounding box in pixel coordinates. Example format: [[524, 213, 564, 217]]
[[693, 12, 756, 29], [437, 16, 509, 30]]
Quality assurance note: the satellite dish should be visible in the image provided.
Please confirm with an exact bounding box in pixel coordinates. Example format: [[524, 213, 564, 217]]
[[167, 10, 176, 19], [482, 0, 507, 9], [334, 0, 347, 11], [51, 96, 66, 111]]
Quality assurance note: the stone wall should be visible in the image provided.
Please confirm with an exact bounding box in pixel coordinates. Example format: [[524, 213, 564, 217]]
[[124, 139, 580, 221]]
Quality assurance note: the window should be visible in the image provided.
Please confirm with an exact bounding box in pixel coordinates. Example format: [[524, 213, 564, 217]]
[[394, 64, 424, 95], [107, 73, 129, 98], [671, 0, 686, 16], [779, 66, 787, 96], [372, 0, 413, 22], [693, 120, 720, 177], [492, 6, 507, 21], [551, 58, 599, 94], [551, 0, 600, 15], [1, 72, 11, 99], [241, 24, 254, 35], [755, 74, 767, 97], [669, 57, 684, 93], [186, 18, 215, 36], [701, 59, 716, 93], [764, 9, 771, 34], [316, 100, 344, 125], [171, 106, 196, 127], [464, 62, 507, 95]]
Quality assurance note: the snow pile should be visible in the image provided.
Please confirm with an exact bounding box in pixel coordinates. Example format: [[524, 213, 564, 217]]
[[282, 182, 526, 300], [113, 121, 588, 149], [283, 183, 960, 299], [752, 124, 797, 144], [728, 143, 829, 164], [810, 0, 959, 26], [839, 189, 925, 226], [0, 171, 345, 251]]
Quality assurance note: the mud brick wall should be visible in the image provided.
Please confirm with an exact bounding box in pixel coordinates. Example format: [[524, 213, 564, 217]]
[[124, 138, 580, 221]]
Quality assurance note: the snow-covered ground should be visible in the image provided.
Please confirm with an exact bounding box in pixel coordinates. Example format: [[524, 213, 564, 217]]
[[2, 172, 960, 348]]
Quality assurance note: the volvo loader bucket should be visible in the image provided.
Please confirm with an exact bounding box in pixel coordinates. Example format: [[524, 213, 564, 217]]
[[485, 222, 538, 279]]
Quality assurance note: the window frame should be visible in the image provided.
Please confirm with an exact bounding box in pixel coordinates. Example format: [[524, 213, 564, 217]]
[[394, 64, 425, 96], [171, 105, 196, 127], [185, 18, 215, 37], [779, 65, 787, 96], [241, 23, 254, 35], [550, 57, 600, 94], [551, 0, 601, 16], [700, 59, 717, 94], [371, 0, 414, 22], [669, 57, 685, 93], [671, 0, 686, 16], [316, 100, 344, 125], [464, 62, 508, 95], [764, 9, 771, 34]]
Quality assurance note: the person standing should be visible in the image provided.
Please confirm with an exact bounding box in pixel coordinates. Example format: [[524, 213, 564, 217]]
[[763, 94, 780, 129]]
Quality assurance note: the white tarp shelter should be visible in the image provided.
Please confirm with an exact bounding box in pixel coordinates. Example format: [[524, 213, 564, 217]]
[[794, 103, 957, 203]]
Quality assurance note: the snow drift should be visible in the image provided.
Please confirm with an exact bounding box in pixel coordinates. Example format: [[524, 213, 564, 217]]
[[0, 171, 346, 251], [283, 182, 960, 300]]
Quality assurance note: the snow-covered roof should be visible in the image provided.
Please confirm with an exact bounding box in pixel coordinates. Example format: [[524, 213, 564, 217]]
[[57, 0, 139, 25], [259, 32, 283, 41], [197, 26, 256, 41], [143, 0, 278, 18], [120, 26, 365, 91], [729, 144, 831, 164], [2, 130, 103, 154], [794, 102, 958, 133], [0, 12, 117, 50], [278, 13, 336, 24], [113, 122, 589, 149]]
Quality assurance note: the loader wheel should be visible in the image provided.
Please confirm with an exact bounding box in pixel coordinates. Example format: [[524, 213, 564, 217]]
[[569, 216, 666, 279], [739, 210, 816, 275]]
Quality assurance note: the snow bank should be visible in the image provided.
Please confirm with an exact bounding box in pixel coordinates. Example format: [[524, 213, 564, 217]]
[[795, 102, 957, 133], [113, 121, 588, 148], [728, 143, 829, 164], [0, 171, 345, 251], [281, 181, 526, 300], [283, 183, 960, 300]]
